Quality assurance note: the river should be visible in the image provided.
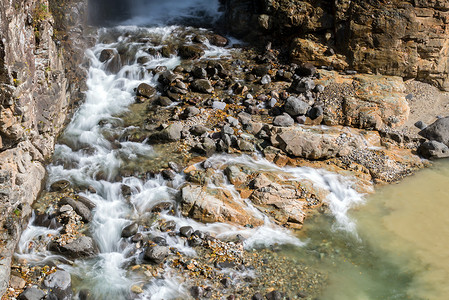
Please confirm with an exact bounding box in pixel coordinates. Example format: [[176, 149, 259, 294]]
[[12, 1, 449, 299]]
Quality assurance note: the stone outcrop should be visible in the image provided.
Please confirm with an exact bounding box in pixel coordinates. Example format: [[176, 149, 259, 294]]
[[222, 0, 449, 90], [0, 0, 90, 296]]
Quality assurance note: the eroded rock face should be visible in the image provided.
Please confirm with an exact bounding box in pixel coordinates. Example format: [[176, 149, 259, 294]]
[[0, 0, 90, 296], [223, 0, 449, 90]]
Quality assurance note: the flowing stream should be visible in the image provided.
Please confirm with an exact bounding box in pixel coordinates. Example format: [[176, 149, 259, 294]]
[[13, 1, 449, 299]]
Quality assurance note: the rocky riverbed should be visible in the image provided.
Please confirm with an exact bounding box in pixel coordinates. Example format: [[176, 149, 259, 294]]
[[4, 2, 449, 300]]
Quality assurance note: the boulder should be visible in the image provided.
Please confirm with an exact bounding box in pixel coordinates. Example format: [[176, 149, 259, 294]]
[[144, 245, 170, 264], [18, 287, 45, 300], [178, 45, 205, 60], [418, 140, 449, 159], [50, 236, 98, 259], [191, 79, 214, 94], [419, 117, 449, 146], [270, 125, 367, 160], [43, 270, 72, 300], [273, 113, 294, 127], [136, 83, 156, 99], [180, 184, 262, 226], [59, 197, 92, 223], [284, 96, 309, 116], [121, 222, 139, 238], [149, 123, 183, 142]]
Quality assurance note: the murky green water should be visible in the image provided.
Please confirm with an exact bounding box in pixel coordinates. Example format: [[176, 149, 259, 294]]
[[285, 161, 449, 300]]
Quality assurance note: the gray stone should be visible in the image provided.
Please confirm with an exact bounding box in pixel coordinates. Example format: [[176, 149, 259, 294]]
[[50, 236, 98, 259], [308, 106, 323, 120], [267, 98, 277, 108], [238, 140, 254, 151], [418, 140, 449, 159], [144, 245, 170, 264], [238, 112, 252, 125], [43, 270, 72, 300], [136, 83, 156, 99], [226, 116, 239, 127], [150, 123, 183, 142], [59, 197, 92, 223], [414, 120, 427, 130], [419, 117, 449, 146], [192, 67, 207, 79], [190, 125, 210, 136], [212, 101, 226, 110], [180, 226, 194, 238], [182, 106, 200, 118], [273, 113, 294, 127], [18, 287, 45, 300], [261, 75, 271, 85], [291, 78, 316, 93], [284, 96, 310, 116], [121, 222, 139, 238], [192, 79, 214, 94]]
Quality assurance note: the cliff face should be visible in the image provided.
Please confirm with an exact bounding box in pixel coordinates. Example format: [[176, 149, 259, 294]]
[[223, 0, 449, 90], [0, 0, 89, 295]]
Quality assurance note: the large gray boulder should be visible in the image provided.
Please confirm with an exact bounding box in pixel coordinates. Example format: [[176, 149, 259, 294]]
[[149, 123, 183, 142], [144, 245, 170, 264], [50, 236, 98, 259], [43, 270, 72, 300], [284, 96, 310, 116], [419, 117, 449, 146], [18, 287, 45, 300], [59, 197, 92, 223], [418, 140, 449, 159]]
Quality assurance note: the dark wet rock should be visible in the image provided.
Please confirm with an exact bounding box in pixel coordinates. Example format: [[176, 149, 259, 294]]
[[193, 67, 208, 79], [59, 197, 92, 223], [144, 245, 170, 264], [253, 64, 271, 77], [178, 45, 205, 60], [161, 169, 177, 180], [161, 45, 177, 58], [284, 96, 310, 116], [149, 123, 183, 142], [314, 84, 325, 93], [296, 63, 316, 77], [18, 287, 46, 300], [33, 213, 62, 229], [160, 220, 176, 232], [190, 125, 210, 136], [43, 270, 72, 300], [414, 120, 427, 130], [207, 34, 228, 47], [76, 196, 96, 210], [152, 202, 174, 213], [152, 236, 168, 246], [418, 140, 449, 159], [273, 113, 294, 127], [297, 291, 308, 298], [220, 277, 232, 288], [265, 290, 282, 300], [158, 96, 173, 106], [308, 106, 323, 120], [78, 290, 91, 300], [182, 106, 200, 118], [50, 236, 98, 259], [131, 233, 145, 243], [191, 79, 213, 94], [136, 83, 156, 99], [99, 49, 115, 62], [50, 180, 70, 192], [419, 117, 449, 146], [190, 286, 203, 299], [121, 184, 132, 197], [122, 222, 139, 238], [193, 35, 208, 44], [180, 226, 194, 238], [159, 70, 183, 85], [291, 78, 316, 93], [187, 235, 203, 247]]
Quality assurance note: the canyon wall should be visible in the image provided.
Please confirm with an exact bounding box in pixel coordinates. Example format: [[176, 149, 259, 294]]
[[0, 0, 89, 294], [223, 0, 449, 90]]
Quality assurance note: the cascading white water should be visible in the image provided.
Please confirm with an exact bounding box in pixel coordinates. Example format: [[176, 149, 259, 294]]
[[16, 4, 368, 299]]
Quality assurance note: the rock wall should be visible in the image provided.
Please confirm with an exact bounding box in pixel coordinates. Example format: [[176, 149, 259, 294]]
[[0, 0, 89, 295], [223, 0, 449, 90]]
